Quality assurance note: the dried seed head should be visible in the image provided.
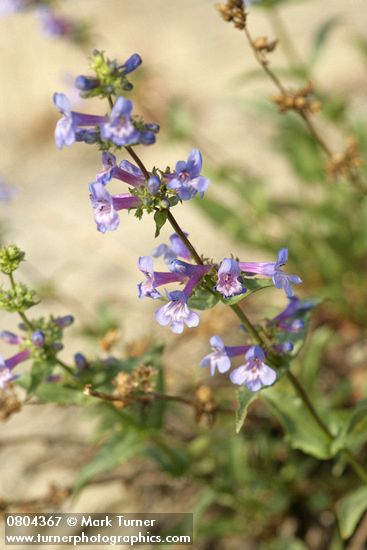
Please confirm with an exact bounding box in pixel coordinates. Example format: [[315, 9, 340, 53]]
[[216, 1, 247, 30]]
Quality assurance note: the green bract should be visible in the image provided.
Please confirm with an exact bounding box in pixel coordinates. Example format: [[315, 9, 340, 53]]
[[0, 245, 25, 275], [0, 282, 38, 312]]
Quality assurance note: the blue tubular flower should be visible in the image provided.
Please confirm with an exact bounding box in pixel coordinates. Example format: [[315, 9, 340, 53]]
[[166, 149, 210, 200], [0, 349, 30, 390], [230, 346, 276, 392], [53, 92, 107, 149], [155, 290, 199, 334], [152, 233, 191, 265], [101, 96, 139, 147], [89, 182, 141, 233], [148, 175, 161, 195], [137, 256, 187, 299], [74, 352, 89, 370], [269, 296, 314, 332], [96, 153, 145, 187], [37, 7, 75, 38], [200, 336, 231, 375], [0, 331, 21, 345], [200, 336, 252, 376], [54, 315, 74, 328], [239, 248, 302, 297], [31, 330, 45, 347], [75, 75, 100, 91], [216, 258, 246, 298], [121, 53, 142, 75]]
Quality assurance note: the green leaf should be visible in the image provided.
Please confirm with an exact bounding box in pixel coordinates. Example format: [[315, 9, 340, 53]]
[[27, 362, 51, 395], [309, 16, 342, 68], [74, 432, 142, 493], [154, 210, 168, 238], [263, 387, 333, 459], [337, 486, 367, 539], [188, 287, 219, 310], [235, 387, 258, 433], [35, 383, 92, 406]]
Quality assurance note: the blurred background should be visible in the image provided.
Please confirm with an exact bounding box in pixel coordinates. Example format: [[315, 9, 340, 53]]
[[0, 0, 367, 548]]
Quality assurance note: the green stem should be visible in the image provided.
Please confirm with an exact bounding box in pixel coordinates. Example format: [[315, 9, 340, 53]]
[[165, 210, 204, 265], [8, 273, 35, 331], [125, 145, 150, 180]]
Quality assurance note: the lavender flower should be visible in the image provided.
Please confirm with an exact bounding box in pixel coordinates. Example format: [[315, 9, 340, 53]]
[[96, 153, 146, 187], [216, 258, 246, 298], [137, 256, 187, 299], [166, 149, 210, 201], [200, 336, 252, 376], [0, 349, 30, 390], [152, 233, 191, 265], [155, 290, 199, 334], [53, 93, 107, 149], [31, 329, 45, 347], [101, 96, 139, 147], [53, 315, 74, 328], [147, 175, 161, 195], [268, 296, 314, 332], [37, 7, 75, 38], [0, 330, 21, 345], [239, 248, 302, 297], [230, 346, 276, 391], [74, 352, 89, 370], [121, 53, 142, 75], [89, 182, 141, 233], [200, 336, 231, 375]]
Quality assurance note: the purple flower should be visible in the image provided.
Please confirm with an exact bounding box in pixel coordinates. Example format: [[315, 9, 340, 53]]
[[96, 154, 146, 187], [239, 248, 302, 297], [32, 330, 45, 347], [137, 256, 187, 299], [75, 75, 100, 91], [216, 258, 246, 298], [152, 233, 191, 265], [166, 149, 210, 201], [101, 96, 139, 147], [121, 53, 142, 75], [155, 290, 200, 334], [200, 336, 252, 376], [200, 336, 231, 375], [230, 346, 276, 391], [0, 349, 30, 390], [89, 182, 141, 233], [268, 296, 314, 332], [53, 315, 74, 328], [0, 331, 21, 345], [147, 175, 161, 195], [0, 364, 18, 389], [37, 7, 75, 38], [0, 0, 34, 15], [53, 92, 107, 149], [74, 353, 89, 370]]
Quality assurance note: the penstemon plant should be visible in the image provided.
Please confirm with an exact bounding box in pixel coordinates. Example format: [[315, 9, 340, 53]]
[[1, 3, 367, 546]]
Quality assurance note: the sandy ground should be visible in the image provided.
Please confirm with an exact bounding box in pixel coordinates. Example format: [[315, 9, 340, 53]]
[[0, 0, 366, 547]]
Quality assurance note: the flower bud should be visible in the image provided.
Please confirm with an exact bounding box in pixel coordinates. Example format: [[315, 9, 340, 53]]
[[31, 330, 45, 348]]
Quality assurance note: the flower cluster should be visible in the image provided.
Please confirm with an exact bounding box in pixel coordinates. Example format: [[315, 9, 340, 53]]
[[53, 53, 212, 233], [139, 237, 302, 338], [53, 50, 305, 395], [0, 314, 74, 389], [200, 337, 276, 392]]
